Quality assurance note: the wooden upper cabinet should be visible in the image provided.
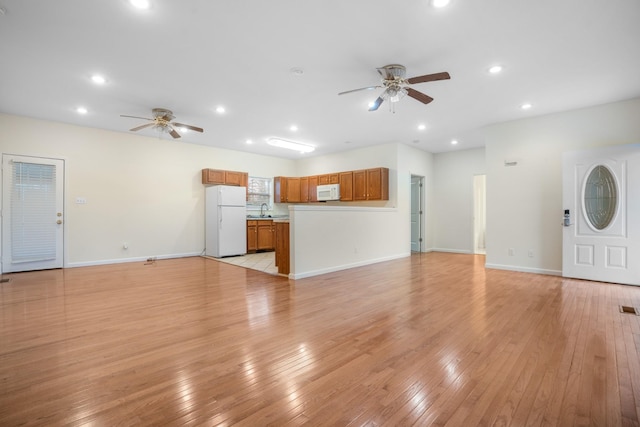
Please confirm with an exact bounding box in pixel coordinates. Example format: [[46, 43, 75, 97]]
[[308, 176, 318, 202], [286, 177, 301, 203], [367, 167, 389, 200], [318, 173, 339, 185], [274, 168, 387, 203], [274, 176, 287, 203], [339, 171, 353, 201], [202, 168, 248, 188], [300, 177, 309, 203], [202, 168, 226, 185], [353, 169, 367, 201], [224, 171, 243, 186], [353, 168, 389, 200]]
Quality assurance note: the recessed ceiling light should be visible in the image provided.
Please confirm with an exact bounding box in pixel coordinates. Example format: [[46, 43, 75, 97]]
[[215, 106, 226, 114], [91, 74, 106, 85], [521, 103, 532, 110], [290, 67, 304, 76], [267, 138, 314, 153], [417, 124, 426, 131], [432, 0, 451, 8], [129, 0, 150, 9], [488, 65, 503, 74], [76, 107, 88, 114], [246, 139, 253, 145], [451, 139, 459, 145], [289, 125, 298, 132]]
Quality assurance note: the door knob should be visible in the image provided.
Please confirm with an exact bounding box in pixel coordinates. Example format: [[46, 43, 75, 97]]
[[57, 220, 62, 224]]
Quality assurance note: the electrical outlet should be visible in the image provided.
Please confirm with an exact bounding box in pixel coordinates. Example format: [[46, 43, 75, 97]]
[[508, 248, 515, 256], [123, 242, 129, 250], [528, 249, 534, 258], [75, 197, 87, 204]]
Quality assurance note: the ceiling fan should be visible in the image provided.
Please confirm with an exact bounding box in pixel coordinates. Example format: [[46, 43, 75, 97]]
[[339, 64, 450, 112], [120, 108, 204, 139]]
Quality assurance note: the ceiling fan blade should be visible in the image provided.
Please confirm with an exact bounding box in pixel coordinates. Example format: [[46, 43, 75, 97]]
[[368, 96, 384, 111], [121, 114, 153, 121], [173, 122, 204, 133], [406, 71, 451, 85], [129, 122, 156, 132], [169, 127, 181, 139], [406, 88, 434, 104], [338, 86, 381, 96]]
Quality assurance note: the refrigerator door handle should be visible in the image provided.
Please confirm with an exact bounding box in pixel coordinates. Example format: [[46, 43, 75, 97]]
[[218, 206, 223, 229]]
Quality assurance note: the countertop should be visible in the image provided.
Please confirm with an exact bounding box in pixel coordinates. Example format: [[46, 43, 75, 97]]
[[246, 216, 289, 221]]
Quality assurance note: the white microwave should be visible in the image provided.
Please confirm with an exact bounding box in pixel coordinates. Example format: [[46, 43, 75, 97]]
[[317, 183, 340, 201]]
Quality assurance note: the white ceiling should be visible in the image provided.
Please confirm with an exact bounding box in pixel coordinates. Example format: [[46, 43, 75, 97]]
[[1, 0, 639, 159]]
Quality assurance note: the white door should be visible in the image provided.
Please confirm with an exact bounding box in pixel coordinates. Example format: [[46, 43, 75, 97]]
[[410, 176, 422, 252], [562, 144, 640, 286], [1, 155, 64, 273]]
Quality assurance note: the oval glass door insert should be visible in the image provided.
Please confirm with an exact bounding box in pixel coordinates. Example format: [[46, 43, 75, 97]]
[[584, 165, 617, 230]]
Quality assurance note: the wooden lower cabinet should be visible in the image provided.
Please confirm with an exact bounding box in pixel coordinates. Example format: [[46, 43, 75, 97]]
[[275, 221, 290, 275], [247, 220, 275, 252], [257, 220, 275, 250], [246, 220, 258, 252]]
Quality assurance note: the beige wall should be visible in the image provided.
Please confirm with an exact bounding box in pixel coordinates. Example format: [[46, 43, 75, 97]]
[[484, 97, 640, 275], [0, 114, 296, 268]]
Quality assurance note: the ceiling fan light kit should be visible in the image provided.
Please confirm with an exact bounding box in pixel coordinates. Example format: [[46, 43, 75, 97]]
[[339, 64, 450, 112], [120, 108, 204, 139]]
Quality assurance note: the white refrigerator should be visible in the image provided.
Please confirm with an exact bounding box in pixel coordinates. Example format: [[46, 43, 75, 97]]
[[205, 185, 247, 258]]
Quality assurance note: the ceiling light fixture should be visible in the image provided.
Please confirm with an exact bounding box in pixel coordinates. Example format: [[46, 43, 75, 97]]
[[76, 107, 88, 114], [246, 139, 253, 145], [129, 0, 150, 9], [91, 74, 106, 84], [289, 125, 298, 132], [432, 0, 451, 8], [521, 103, 532, 110], [418, 124, 426, 131], [267, 138, 315, 153], [215, 106, 226, 114], [451, 139, 459, 145], [488, 65, 503, 74]]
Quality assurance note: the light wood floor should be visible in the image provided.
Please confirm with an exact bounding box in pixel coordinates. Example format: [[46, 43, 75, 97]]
[[1, 253, 639, 426]]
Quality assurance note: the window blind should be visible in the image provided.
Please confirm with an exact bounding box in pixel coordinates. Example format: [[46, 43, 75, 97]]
[[10, 162, 57, 263]]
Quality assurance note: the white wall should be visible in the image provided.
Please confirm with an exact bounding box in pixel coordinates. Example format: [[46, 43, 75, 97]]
[[0, 114, 296, 269], [484, 97, 640, 275], [286, 142, 436, 277], [432, 148, 486, 253], [289, 205, 405, 279]]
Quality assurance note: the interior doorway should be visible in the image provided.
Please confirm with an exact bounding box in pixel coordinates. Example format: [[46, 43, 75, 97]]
[[410, 175, 423, 252], [473, 174, 486, 255]]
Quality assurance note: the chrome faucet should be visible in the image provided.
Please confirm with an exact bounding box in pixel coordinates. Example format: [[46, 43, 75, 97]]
[[260, 203, 268, 217]]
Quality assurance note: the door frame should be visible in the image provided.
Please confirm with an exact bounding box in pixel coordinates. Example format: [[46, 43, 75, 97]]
[[1, 153, 66, 274], [473, 174, 486, 255], [410, 175, 424, 253]]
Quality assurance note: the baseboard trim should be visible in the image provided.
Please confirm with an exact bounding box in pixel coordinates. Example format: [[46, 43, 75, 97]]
[[431, 248, 473, 254], [65, 252, 202, 268], [290, 252, 411, 280], [485, 263, 562, 277]]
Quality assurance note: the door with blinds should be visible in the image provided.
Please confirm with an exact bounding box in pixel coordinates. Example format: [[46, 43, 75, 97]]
[[2, 155, 64, 273]]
